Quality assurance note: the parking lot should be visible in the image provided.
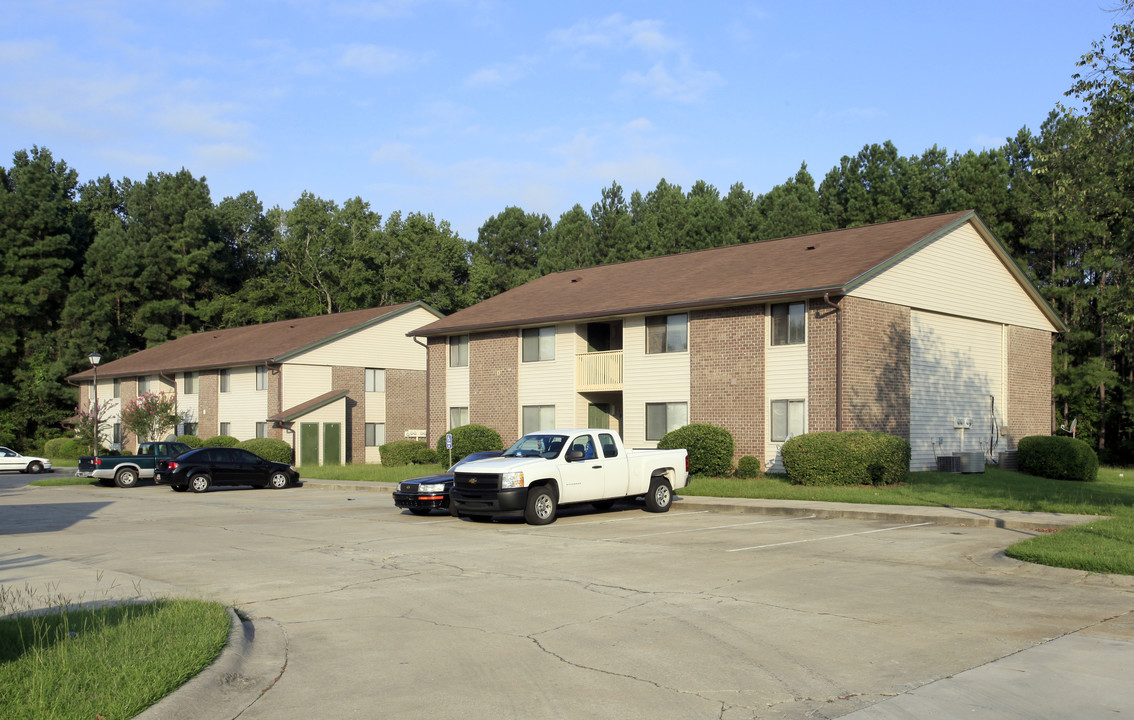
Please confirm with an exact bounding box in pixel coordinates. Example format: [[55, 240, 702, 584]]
[[3, 478, 1133, 719]]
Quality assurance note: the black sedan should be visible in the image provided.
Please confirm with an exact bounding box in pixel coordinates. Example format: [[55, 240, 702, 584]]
[[393, 451, 502, 515], [155, 447, 300, 493]]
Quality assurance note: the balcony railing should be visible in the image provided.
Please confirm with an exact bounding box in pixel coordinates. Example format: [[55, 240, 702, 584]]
[[576, 350, 623, 391]]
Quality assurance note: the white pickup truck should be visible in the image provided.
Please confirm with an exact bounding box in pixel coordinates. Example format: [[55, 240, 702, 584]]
[[449, 429, 690, 525]]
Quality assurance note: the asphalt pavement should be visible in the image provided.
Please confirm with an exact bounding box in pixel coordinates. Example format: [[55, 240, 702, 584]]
[[2, 471, 1132, 719]]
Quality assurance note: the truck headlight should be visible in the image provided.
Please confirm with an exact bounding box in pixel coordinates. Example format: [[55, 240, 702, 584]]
[[501, 471, 525, 489], [417, 483, 446, 493]]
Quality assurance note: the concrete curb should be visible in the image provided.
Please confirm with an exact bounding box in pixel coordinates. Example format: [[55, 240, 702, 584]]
[[136, 609, 287, 720], [299, 477, 1102, 531]]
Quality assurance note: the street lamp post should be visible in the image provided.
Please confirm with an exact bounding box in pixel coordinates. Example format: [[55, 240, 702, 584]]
[[88, 351, 102, 457]]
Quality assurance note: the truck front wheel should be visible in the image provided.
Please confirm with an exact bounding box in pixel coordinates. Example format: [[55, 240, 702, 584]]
[[115, 468, 139, 488], [645, 477, 672, 513], [525, 485, 558, 525]]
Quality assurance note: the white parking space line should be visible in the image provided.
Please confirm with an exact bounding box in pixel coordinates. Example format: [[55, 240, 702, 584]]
[[727, 521, 934, 552], [600, 514, 818, 541]]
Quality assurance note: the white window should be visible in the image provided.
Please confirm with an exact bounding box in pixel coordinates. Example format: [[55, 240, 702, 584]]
[[183, 371, 198, 395], [521, 327, 555, 362], [450, 407, 469, 429], [771, 302, 806, 346], [113, 379, 121, 399], [137, 376, 150, 394], [645, 402, 688, 441], [646, 314, 688, 354], [365, 423, 386, 447], [112, 423, 122, 444], [256, 366, 268, 391], [771, 400, 805, 442], [449, 335, 469, 367], [219, 422, 231, 436], [522, 405, 556, 434], [256, 422, 268, 439], [219, 369, 230, 393], [365, 368, 386, 392]]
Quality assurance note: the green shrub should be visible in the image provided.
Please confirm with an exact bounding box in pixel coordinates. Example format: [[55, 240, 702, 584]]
[[658, 424, 734, 477], [44, 437, 71, 458], [381, 440, 438, 466], [203, 435, 240, 448], [176, 434, 203, 448], [1018, 435, 1098, 482], [435, 424, 504, 464], [238, 438, 294, 464], [58, 438, 87, 459], [736, 456, 763, 478], [781, 431, 910, 486]]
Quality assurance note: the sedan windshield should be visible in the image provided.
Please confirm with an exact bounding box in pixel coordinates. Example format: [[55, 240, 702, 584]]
[[503, 434, 568, 460]]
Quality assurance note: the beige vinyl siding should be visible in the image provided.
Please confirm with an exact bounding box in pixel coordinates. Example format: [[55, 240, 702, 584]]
[[92, 379, 122, 425], [622, 316, 690, 448], [910, 311, 1006, 471], [850, 223, 1055, 332], [217, 366, 270, 440], [281, 364, 332, 410], [285, 306, 435, 369], [517, 324, 575, 431], [764, 317, 808, 472], [446, 365, 470, 418]]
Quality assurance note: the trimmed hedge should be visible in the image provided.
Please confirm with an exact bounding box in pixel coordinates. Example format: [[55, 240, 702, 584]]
[[781, 431, 910, 486], [238, 438, 294, 464], [177, 434, 203, 448], [203, 435, 240, 447], [435, 424, 504, 465], [381, 440, 438, 466], [736, 456, 763, 479], [44, 437, 72, 458], [1018, 435, 1098, 482], [658, 424, 734, 477]]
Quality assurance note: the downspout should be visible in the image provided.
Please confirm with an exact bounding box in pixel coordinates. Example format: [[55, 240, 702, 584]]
[[413, 336, 431, 444], [823, 293, 843, 432]]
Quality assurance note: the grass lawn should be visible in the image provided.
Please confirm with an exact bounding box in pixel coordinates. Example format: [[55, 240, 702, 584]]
[[0, 595, 230, 720]]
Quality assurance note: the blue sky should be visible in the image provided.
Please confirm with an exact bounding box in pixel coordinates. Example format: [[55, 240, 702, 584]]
[[1, 1, 1119, 240]]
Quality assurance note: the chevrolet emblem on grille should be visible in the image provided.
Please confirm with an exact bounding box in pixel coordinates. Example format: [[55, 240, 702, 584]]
[[469, 477, 478, 484]]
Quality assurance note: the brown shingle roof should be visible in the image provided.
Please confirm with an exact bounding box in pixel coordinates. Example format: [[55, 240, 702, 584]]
[[69, 302, 433, 381], [269, 389, 349, 422], [411, 211, 977, 336]]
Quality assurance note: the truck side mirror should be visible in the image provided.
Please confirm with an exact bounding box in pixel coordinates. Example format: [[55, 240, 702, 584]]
[[565, 449, 585, 462]]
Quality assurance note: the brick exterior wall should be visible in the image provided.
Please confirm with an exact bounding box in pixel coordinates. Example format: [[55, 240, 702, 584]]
[[807, 298, 839, 434], [198, 371, 219, 439], [1007, 325, 1053, 446], [386, 368, 427, 448], [427, 338, 447, 446], [267, 366, 282, 440], [839, 296, 911, 439], [332, 366, 365, 463], [689, 306, 765, 462], [469, 330, 519, 443]]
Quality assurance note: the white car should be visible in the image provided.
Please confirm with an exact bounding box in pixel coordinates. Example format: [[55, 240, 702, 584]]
[[0, 447, 53, 474]]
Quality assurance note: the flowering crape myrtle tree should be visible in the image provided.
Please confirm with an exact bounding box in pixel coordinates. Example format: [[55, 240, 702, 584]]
[[74, 399, 117, 454], [120, 392, 180, 444]]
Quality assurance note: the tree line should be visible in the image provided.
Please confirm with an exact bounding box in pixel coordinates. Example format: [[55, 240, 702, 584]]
[[1, 8, 1131, 461]]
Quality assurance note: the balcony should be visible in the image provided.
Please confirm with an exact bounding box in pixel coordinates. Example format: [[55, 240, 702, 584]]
[[576, 350, 623, 391]]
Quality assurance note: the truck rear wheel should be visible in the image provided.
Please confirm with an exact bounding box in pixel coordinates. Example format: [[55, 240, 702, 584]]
[[525, 485, 557, 525], [114, 468, 139, 488], [645, 477, 672, 513]]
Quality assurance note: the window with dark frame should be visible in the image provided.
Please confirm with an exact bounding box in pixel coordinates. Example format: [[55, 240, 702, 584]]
[[771, 302, 806, 346], [645, 314, 688, 354]]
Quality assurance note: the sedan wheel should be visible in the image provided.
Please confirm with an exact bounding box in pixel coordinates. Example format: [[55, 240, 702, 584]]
[[27, 461, 43, 474], [115, 468, 139, 488], [189, 474, 211, 493], [268, 471, 290, 489]]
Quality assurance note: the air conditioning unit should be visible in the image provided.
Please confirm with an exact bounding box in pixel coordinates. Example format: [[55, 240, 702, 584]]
[[404, 429, 426, 440], [953, 417, 972, 429]]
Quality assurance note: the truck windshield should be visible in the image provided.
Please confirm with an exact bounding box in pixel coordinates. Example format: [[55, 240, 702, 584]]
[[503, 434, 568, 460]]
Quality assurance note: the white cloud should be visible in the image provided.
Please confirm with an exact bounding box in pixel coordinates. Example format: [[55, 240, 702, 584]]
[[623, 59, 724, 104], [550, 14, 678, 55], [192, 143, 259, 166], [465, 59, 531, 88], [337, 43, 416, 74]]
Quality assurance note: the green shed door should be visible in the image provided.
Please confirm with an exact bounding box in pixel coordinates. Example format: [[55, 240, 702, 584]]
[[300, 423, 320, 466], [323, 423, 341, 465]]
